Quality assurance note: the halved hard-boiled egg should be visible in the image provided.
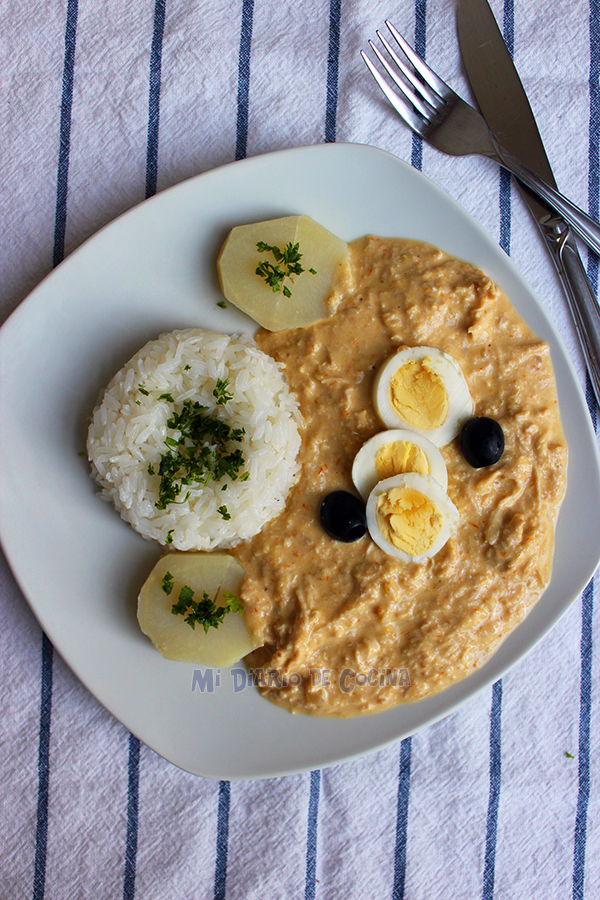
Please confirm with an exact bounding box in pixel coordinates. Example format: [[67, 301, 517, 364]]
[[374, 346, 473, 447], [352, 429, 447, 500], [366, 473, 459, 564]]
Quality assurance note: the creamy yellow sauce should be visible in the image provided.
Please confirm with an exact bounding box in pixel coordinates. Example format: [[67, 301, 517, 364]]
[[233, 237, 567, 717]]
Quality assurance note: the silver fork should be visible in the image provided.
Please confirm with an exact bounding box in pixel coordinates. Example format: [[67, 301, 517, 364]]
[[362, 21, 600, 258]]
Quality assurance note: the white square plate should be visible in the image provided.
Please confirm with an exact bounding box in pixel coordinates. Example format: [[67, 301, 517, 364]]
[[2, 143, 599, 779]]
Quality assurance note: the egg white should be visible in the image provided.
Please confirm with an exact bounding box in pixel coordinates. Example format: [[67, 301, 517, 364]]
[[366, 473, 459, 564], [373, 346, 473, 447], [352, 429, 448, 500]]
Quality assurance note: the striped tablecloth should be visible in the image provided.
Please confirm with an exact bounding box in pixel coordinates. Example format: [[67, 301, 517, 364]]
[[1, 0, 599, 897]]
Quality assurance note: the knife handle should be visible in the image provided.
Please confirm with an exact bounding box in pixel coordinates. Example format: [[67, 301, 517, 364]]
[[493, 144, 600, 260], [539, 220, 600, 407]]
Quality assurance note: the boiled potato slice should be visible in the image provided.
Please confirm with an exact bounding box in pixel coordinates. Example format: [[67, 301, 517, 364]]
[[217, 215, 350, 330], [137, 551, 260, 667]]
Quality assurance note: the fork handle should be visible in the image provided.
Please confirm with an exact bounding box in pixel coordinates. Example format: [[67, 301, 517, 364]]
[[491, 144, 600, 259], [538, 217, 600, 408]]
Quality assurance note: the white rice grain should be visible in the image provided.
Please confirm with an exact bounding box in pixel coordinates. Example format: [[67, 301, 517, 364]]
[[87, 329, 302, 550]]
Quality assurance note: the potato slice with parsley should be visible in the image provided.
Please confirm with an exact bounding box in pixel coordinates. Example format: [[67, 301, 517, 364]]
[[217, 215, 350, 331], [137, 551, 260, 667]]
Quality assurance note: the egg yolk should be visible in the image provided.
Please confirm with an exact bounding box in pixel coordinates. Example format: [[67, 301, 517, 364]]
[[376, 486, 443, 556], [389, 359, 449, 431], [375, 441, 430, 480]]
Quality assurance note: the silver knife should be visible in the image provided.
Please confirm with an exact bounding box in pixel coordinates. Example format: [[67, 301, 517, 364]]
[[457, 0, 600, 408]]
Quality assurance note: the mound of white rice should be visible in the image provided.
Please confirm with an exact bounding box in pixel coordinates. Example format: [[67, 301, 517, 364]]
[[87, 329, 302, 551]]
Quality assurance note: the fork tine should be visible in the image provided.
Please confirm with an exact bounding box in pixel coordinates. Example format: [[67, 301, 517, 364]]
[[375, 30, 442, 110], [385, 20, 449, 98], [360, 50, 425, 133], [368, 40, 432, 118]]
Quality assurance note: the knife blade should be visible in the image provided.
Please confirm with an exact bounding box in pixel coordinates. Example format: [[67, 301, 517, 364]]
[[457, 0, 600, 407]]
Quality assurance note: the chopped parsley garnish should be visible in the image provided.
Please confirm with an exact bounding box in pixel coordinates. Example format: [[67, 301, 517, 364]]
[[161, 571, 174, 595], [165, 529, 174, 544], [138, 384, 149, 396], [213, 377, 233, 405], [159, 392, 174, 403], [184, 365, 191, 371], [217, 505, 231, 520], [565, 751, 575, 759], [178, 584, 195, 604], [255, 240, 316, 299], [149, 391, 247, 510], [171, 586, 243, 632], [216, 300, 227, 309]]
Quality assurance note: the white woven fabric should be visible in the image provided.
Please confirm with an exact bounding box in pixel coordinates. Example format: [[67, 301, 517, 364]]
[[1, 1, 599, 898]]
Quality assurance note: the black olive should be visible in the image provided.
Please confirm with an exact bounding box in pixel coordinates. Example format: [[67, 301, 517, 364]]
[[319, 491, 367, 542], [460, 417, 505, 468]]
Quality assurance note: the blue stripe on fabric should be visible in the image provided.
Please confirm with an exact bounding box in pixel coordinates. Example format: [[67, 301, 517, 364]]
[[502, 0, 514, 57], [123, 734, 140, 900], [481, 680, 503, 900], [410, 0, 427, 171], [34, 2, 80, 893], [589, 0, 600, 229], [573, 8, 600, 895], [499, 168, 511, 255], [304, 769, 321, 900], [32, 633, 54, 900], [413, 0, 426, 58], [498, 0, 513, 256], [573, 577, 594, 900], [52, 0, 79, 269], [324, 0, 341, 143], [214, 780, 231, 900], [392, 737, 412, 900], [235, 0, 255, 161], [586, 379, 598, 432], [145, 0, 166, 199], [410, 131, 423, 172]]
